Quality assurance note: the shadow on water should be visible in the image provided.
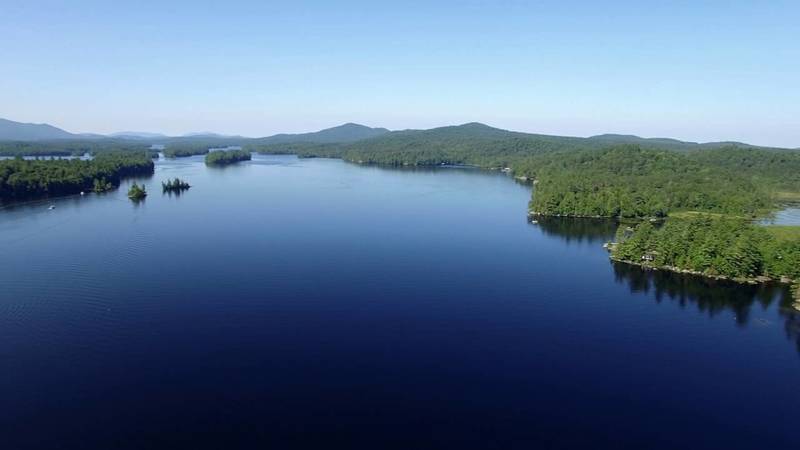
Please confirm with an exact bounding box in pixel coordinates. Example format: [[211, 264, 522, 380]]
[[205, 162, 252, 171], [527, 216, 800, 354], [162, 189, 187, 198], [342, 161, 505, 177], [534, 216, 619, 245], [612, 261, 800, 353]]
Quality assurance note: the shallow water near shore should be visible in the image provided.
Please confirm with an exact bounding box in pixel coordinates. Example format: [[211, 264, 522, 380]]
[[1, 154, 798, 449]]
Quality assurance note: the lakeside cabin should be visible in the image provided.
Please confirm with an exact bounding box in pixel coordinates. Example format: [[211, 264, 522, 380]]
[[641, 251, 659, 262]]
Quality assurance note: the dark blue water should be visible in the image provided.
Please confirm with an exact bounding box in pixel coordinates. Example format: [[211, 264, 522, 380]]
[[1, 155, 798, 449]]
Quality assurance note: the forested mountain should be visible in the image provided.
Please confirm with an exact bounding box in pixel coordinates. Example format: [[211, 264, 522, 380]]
[[2, 118, 792, 159], [247, 122, 601, 163], [585, 134, 767, 151], [588, 134, 696, 149], [246, 122, 794, 167], [336, 123, 595, 166], [251, 123, 390, 145], [0, 118, 77, 141], [110, 132, 168, 139]]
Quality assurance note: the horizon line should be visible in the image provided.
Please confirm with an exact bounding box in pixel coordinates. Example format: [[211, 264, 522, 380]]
[[1, 116, 796, 149]]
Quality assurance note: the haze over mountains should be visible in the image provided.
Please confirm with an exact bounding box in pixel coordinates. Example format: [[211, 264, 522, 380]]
[[253, 123, 390, 145], [0, 116, 792, 151], [0, 118, 76, 141]]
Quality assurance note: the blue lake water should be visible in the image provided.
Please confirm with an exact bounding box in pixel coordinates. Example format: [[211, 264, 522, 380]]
[[1, 154, 798, 449], [761, 206, 800, 226]]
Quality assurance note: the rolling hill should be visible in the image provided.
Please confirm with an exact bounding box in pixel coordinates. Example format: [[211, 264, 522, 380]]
[[253, 123, 390, 145], [0, 118, 77, 140]]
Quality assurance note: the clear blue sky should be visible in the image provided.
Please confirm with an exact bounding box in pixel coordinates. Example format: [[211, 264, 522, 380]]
[[1, 0, 798, 146]]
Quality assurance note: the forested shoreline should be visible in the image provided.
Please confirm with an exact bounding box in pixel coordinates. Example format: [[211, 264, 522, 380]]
[[0, 152, 155, 200], [610, 217, 800, 284], [524, 146, 778, 219]]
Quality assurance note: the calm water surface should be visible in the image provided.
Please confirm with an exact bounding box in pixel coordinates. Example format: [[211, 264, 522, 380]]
[[761, 206, 800, 225], [1, 155, 798, 449]]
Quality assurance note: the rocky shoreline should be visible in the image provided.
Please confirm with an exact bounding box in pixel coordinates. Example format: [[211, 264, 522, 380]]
[[529, 211, 616, 220], [608, 255, 791, 285]]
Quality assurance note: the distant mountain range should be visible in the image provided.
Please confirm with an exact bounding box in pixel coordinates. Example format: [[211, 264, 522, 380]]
[[0, 118, 76, 140], [587, 133, 757, 151], [0, 116, 792, 151], [110, 131, 169, 139], [0, 118, 391, 144]]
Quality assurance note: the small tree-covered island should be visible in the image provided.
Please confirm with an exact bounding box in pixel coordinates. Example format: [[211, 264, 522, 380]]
[[205, 149, 251, 166], [162, 177, 191, 193], [127, 182, 147, 200]]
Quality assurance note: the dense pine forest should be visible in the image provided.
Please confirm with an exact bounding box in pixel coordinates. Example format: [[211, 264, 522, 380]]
[[0, 152, 155, 199], [523, 146, 779, 219], [162, 177, 191, 192], [611, 217, 800, 282], [205, 149, 252, 166], [163, 146, 209, 158], [0, 139, 154, 157]]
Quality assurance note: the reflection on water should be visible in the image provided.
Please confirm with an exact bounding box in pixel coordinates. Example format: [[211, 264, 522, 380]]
[[535, 215, 800, 354], [342, 160, 486, 176], [534, 217, 618, 245], [612, 261, 800, 352]]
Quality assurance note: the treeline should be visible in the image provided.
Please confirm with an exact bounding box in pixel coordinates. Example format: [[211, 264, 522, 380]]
[[612, 217, 800, 282], [205, 149, 251, 166], [524, 146, 773, 219], [163, 146, 210, 158], [247, 142, 344, 158], [249, 123, 603, 165], [0, 152, 155, 200], [0, 139, 153, 157], [686, 147, 800, 192], [324, 123, 779, 169], [162, 177, 191, 192], [339, 123, 595, 167]]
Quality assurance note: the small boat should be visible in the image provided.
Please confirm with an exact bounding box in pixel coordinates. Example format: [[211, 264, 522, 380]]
[[530, 220, 538, 224], [48, 205, 56, 210]]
